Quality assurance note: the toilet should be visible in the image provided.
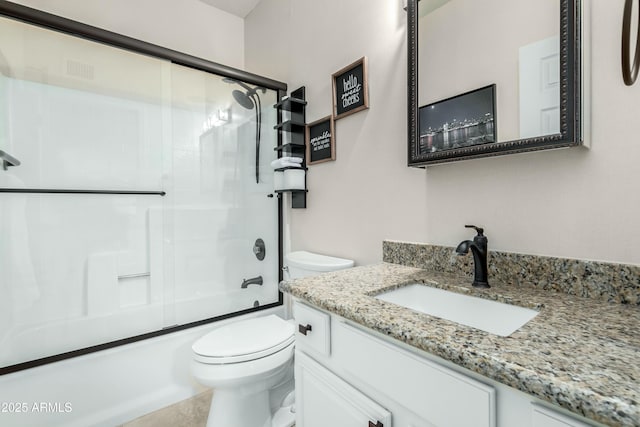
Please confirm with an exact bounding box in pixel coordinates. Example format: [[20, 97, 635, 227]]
[[191, 251, 354, 427], [284, 250, 355, 280]]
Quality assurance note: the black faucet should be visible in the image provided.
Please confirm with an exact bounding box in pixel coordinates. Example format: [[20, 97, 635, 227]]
[[241, 275, 263, 288], [455, 225, 490, 288]]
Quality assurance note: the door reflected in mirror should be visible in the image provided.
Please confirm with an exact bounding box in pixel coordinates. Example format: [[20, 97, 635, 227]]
[[418, 0, 560, 146]]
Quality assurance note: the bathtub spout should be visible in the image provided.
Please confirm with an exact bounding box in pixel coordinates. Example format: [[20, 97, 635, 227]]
[[241, 276, 263, 288]]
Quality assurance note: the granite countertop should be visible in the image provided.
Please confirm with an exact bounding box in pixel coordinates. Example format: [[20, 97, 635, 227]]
[[279, 262, 640, 427]]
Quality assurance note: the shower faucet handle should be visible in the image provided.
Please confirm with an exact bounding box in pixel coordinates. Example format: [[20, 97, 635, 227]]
[[253, 238, 265, 260]]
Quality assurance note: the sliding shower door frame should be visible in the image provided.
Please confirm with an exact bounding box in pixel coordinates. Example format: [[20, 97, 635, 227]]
[[0, 0, 287, 375], [0, 1, 286, 91]]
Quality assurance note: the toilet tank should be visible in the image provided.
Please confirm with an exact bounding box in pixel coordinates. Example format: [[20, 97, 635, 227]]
[[285, 251, 354, 279]]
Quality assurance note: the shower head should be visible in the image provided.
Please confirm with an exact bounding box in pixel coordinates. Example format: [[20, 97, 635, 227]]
[[232, 89, 255, 110], [223, 77, 253, 93], [223, 77, 267, 106], [222, 76, 265, 184]]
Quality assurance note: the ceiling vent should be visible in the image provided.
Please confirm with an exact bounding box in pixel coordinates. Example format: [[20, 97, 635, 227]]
[[66, 59, 94, 80]]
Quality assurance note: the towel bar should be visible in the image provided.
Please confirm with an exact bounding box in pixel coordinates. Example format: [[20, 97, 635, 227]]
[[0, 188, 166, 196]]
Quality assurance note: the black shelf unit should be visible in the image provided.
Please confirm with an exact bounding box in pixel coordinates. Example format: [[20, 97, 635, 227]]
[[273, 166, 308, 172], [273, 142, 305, 152], [274, 120, 306, 134], [274, 96, 307, 110], [274, 189, 308, 194], [274, 86, 307, 208]]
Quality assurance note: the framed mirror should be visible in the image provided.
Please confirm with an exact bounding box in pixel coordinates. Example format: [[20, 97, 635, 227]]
[[407, 0, 584, 167]]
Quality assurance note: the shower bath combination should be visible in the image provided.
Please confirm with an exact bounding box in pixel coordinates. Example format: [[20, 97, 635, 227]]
[[0, 4, 283, 373], [223, 78, 266, 184], [0, 6, 287, 426]]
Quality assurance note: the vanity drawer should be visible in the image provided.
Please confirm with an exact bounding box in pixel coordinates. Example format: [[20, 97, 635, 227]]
[[333, 320, 496, 427], [293, 301, 331, 356]]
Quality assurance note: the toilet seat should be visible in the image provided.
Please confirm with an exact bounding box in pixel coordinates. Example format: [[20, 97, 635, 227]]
[[193, 315, 295, 364]]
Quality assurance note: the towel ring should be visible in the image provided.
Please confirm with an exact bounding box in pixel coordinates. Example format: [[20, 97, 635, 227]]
[[622, 0, 640, 85]]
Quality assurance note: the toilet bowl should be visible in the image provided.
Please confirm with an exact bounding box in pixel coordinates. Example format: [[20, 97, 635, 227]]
[[192, 251, 354, 427], [192, 315, 295, 427]]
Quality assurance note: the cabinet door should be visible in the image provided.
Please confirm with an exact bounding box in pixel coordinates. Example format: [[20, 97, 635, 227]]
[[296, 350, 392, 427], [333, 321, 495, 427], [532, 404, 591, 427]]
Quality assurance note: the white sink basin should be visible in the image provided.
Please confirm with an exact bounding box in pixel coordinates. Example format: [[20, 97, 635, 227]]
[[375, 284, 539, 337]]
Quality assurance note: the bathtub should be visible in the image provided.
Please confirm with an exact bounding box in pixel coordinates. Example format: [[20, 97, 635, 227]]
[[0, 306, 284, 427]]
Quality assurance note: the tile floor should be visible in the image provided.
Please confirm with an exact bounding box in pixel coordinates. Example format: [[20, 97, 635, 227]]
[[120, 389, 295, 427], [121, 389, 212, 427]]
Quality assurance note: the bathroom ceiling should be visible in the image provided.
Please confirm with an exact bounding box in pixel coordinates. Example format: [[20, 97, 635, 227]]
[[198, 0, 263, 18]]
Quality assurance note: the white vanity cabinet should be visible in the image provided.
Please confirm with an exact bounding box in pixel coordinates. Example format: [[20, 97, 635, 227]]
[[294, 301, 390, 427], [292, 299, 603, 427], [293, 300, 494, 427], [296, 351, 392, 427]]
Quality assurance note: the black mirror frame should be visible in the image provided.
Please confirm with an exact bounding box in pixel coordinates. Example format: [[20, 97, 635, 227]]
[[407, 0, 583, 167]]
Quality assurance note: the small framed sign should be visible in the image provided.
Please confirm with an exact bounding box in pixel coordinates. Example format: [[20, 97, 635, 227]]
[[306, 116, 335, 165], [332, 57, 369, 120]]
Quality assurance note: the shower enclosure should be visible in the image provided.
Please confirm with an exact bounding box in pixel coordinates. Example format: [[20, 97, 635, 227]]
[[0, 3, 285, 374]]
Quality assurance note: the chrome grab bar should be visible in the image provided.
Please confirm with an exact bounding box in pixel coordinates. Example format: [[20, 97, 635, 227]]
[[117, 272, 150, 280]]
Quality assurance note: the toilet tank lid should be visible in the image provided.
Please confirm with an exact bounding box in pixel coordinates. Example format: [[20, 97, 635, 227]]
[[285, 251, 354, 272]]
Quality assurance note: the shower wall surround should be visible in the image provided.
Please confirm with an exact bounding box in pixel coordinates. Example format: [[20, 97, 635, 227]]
[[0, 8, 284, 373]]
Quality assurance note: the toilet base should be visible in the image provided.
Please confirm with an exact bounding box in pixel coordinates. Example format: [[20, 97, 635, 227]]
[[207, 389, 271, 427], [272, 404, 295, 427]]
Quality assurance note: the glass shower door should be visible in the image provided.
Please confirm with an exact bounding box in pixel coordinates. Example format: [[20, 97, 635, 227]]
[[0, 15, 170, 369], [167, 63, 280, 326], [0, 12, 282, 372]]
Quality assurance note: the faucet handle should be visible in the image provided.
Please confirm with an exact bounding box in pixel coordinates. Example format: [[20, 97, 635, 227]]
[[465, 224, 484, 235]]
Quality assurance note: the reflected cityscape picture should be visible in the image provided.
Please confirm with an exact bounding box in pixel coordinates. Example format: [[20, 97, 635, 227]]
[[418, 84, 496, 154]]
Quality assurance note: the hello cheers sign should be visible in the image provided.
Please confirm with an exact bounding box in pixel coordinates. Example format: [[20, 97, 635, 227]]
[[332, 57, 369, 120]]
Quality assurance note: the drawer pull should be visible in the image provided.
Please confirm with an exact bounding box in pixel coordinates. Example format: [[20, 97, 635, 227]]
[[368, 421, 383, 427], [298, 323, 312, 335]]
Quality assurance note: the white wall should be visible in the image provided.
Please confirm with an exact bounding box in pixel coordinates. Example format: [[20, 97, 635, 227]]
[[7, 0, 245, 68], [246, 0, 429, 265], [246, 0, 640, 267]]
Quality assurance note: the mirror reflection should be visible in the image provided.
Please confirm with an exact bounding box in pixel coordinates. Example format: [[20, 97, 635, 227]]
[[418, 0, 560, 154]]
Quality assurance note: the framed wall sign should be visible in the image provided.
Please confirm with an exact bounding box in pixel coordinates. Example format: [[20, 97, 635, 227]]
[[306, 116, 335, 165], [332, 57, 369, 120]]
